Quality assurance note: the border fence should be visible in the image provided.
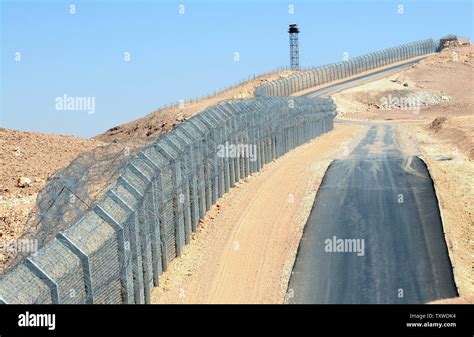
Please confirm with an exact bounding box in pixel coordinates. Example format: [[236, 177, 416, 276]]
[[255, 39, 437, 97], [0, 38, 438, 304], [0, 96, 335, 304]]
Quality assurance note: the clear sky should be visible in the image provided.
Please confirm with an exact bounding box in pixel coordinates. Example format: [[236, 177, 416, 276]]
[[1, 0, 472, 137]]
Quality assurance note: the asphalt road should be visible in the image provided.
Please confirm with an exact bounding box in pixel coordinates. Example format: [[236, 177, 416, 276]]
[[288, 124, 458, 303], [304, 58, 423, 98]]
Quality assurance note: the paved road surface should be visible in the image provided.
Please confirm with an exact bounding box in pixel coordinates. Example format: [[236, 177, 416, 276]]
[[288, 124, 458, 303], [304, 59, 423, 98]]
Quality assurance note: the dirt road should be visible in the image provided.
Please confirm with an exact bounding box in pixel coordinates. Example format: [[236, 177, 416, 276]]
[[331, 43, 473, 300], [288, 124, 457, 303], [151, 123, 363, 303], [150, 56, 441, 304]]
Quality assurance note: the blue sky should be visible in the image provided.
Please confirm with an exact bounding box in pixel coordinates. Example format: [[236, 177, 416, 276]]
[[1, 0, 472, 137]]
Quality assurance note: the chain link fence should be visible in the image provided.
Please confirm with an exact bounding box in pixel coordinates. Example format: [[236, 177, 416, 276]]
[[0, 96, 335, 304], [255, 39, 437, 97], [0, 38, 438, 304]]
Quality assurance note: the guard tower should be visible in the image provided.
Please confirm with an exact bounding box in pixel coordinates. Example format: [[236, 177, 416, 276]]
[[288, 24, 300, 70]]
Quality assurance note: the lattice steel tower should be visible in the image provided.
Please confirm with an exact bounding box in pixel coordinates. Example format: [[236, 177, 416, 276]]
[[288, 24, 300, 70]]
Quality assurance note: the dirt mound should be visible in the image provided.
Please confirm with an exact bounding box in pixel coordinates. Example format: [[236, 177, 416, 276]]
[[0, 128, 104, 270], [334, 84, 450, 116], [424, 116, 474, 160], [439, 36, 471, 51], [428, 116, 448, 131], [95, 70, 296, 144], [0, 128, 104, 196], [418, 43, 473, 67]]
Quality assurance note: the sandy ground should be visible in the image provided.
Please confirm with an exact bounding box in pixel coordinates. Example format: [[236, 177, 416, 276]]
[[0, 128, 104, 270], [333, 46, 473, 150], [403, 124, 474, 300], [333, 43, 473, 302], [151, 124, 364, 304]]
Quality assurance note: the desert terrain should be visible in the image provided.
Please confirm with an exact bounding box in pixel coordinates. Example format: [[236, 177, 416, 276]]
[[0, 43, 471, 304], [151, 41, 473, 303], [0, 70, 294, 272], [0, 129, 104, 271]]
